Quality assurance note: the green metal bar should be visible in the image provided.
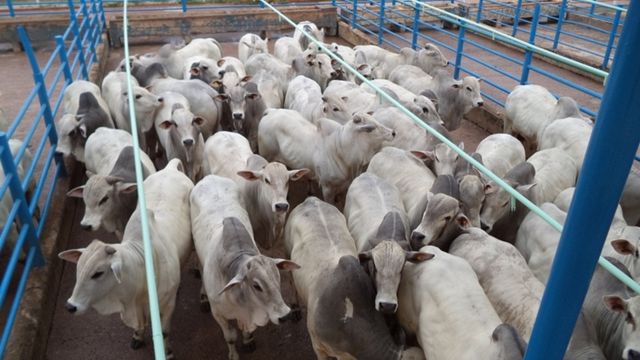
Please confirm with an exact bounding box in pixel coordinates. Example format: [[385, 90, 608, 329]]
[[261, 0, 640, 295], [406, 0, 609, 81], [122, 0, 166, 359]]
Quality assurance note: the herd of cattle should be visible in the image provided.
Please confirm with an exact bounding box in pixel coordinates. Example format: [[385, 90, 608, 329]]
[[42, 21, 640, 359]]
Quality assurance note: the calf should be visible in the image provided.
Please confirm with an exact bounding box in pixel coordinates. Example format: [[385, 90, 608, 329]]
[[367, 146, 436, 229], [204, 131, 309, 250], [59, 159, 193, 358], [182, 56, 220, 84], [145, 38, 223, 78], [285, 75, 350, 125], [354, 43, 448, 79], [238, 33, 268, 63], [216, 80, 265, 152], [285, 197, 425, 359], [259, 109, 394, 205], [191, 175, 297, 360], [157, 103, 205, 182], [344, 173, 432, 313], [398, 245, 527, 359]]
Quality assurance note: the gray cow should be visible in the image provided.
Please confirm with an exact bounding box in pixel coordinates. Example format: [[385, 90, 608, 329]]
[[285, 197, 425, 359], [216, 80, 266, 153]]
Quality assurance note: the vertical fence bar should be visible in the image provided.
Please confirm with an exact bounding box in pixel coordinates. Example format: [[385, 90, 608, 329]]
[[602, 9, 621, 69], [411, 1, 421, 49], [553, 0, 567, 49], [80, 0, 97, 66], [352, 0, 358, 28], [55, 36, 73, 83], [68, 0, 89, 79], [332, 0, 336, 6], [378, 0, 386, 45], [512, 0, 522, 36], [98, 0, 106, 30], [525, 2, 640, 359], [476, 0, 484, 23], [181, 0, 187, 13], [453, 26, 465, 79], [8, 0, 15, 17], [520, 4, 540, 84], [589, 2, 596, 15], [18, 26, 60, 169]]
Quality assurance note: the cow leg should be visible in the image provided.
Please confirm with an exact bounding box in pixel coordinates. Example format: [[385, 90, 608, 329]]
[[131, 328, 145, 350], [199, 285, 210, 313], [212, 311, 239, 360], [161, 297, 177, 359], [238, 331, 256, 353]]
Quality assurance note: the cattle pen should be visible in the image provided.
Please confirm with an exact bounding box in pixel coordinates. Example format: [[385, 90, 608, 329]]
[[0, 0, 638, 359]]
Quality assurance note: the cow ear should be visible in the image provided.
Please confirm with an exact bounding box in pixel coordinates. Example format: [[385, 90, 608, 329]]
[[406, 251, 434, 263], [274, 259, 300, 271], [66, 185, 85, 198], [246, 93, 261, 101], [240, 75, 253, 83], [452, 82, 462, 89], [217, 59, 226, 67], [358, 251, 372, 264], [611, 239, 637, 256], [410, 150, 434, 162], [210, 80, 224, 90], [356, 124, 376, 133], [193, 117, 205, 126], [58, 248, 84, 263], [484, 183, 496, 195], [456, 214, 470, 229], [159, 120, 174, 130], [78, 123, 88, 138], [215, 94, 229, 102], [289, 168, 310, 182], [341, 96, 348, 102], [237, 170, 262, 181], [604, 295, 627, 313], [220, 274, 244, 294], [111, 260, 123, 284], [118, 182, 137, 194], [517, 183, 537, 194]]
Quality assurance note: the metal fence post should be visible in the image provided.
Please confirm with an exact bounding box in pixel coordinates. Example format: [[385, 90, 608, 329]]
[[332, 0, 336, 6], [259, 0, 265, 8], [352, 0, 358, 28], [411, 1, 421, 49], [553, 0, 567, 49], [476, 0, 484, 23], [454, 26, 465, 79], [67, 0, 89, 79], [512, 0, 523, 36], [55, 36, 74, 83], [79, 0, 97, 67], [525, 2, 640, 358], [378, 0, 386, 45], [520, 3, 540, 84], [589, 2, 596, 15], [602, 9, 621, 69], [8, 0, 15, 17], [98, 0, 106, 31], [181, 0, 187, 13]]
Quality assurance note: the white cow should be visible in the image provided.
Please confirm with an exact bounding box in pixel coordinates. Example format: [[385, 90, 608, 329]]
[[284, 75, 350, 125], [476, 134, 526, 180], [388, 64, 434, 94], [538, 116, 593, 170], [285, 197, 425, 360], [146, 38, 223, 78], [397, 245, 527, 359], [258, 109, 394, 205], [354, 43, 448, 79], [191, 175, 297, 360], [344, 172, 432, 313], [450, 228, 545, 341], [203, 131, 309, 250], [367, 146, 436, 229], [274, 36, 303, 65], [59, 159, 193, 358], [504, 84, 583, 155], [372, 107, 447, 152], [527, 148, 578, 205], [238, 33, 268, 64]]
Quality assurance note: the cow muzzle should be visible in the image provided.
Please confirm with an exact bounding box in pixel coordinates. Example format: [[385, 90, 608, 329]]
[[182, 138, 194, 147], [410, 231, 426, 250], [81, 223, 94, 231], [378, 301, 398, 314], [627, 349, 640, 360], [274, 203, 289, 212], [480, 221, 491, 232], [65, 302, 78, 313]]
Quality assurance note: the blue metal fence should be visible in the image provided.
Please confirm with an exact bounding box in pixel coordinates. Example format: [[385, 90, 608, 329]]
[[476, 0, 625, 70], [0, 0, 105, 356], [335, 0, 605, 117]]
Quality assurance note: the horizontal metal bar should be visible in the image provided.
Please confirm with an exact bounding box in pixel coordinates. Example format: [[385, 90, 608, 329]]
[[22, 124, 51, 193], [47, 65, 66, 98], [573, 0, 627, 12], [41, 46, 61, 77], [9, 85, 40, 138], [528, 64, 603, 99], [13, 106, 44, 166]]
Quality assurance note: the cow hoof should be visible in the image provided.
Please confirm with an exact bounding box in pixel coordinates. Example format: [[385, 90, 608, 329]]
[[238, 340, 256, 353], [131, 338, 145, 350]]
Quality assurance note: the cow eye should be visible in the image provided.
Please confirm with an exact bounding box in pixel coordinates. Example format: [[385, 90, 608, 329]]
[[264, 178, 271, 185], [422, 107, 429, 114], [333, 107, 339, 112], [135, 94, 142, 100], [444, 215, 452, 221], [501, 201, 509, 207], [626, 312, 636, 328], [466, 87, 472, 92], [202, 65, 209, 70], [99, 196, 109, 206], [252, 283, 263, 292], [91, 271, 104, 279]]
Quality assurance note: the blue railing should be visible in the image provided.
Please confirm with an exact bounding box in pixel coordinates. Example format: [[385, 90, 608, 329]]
[[476, 0, 625, 70], [0, 0, 105, 356], [335, 0, 604, 117]]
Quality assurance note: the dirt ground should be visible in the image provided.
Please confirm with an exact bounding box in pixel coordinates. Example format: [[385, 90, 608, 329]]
[[0, 10, 605, 360]]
